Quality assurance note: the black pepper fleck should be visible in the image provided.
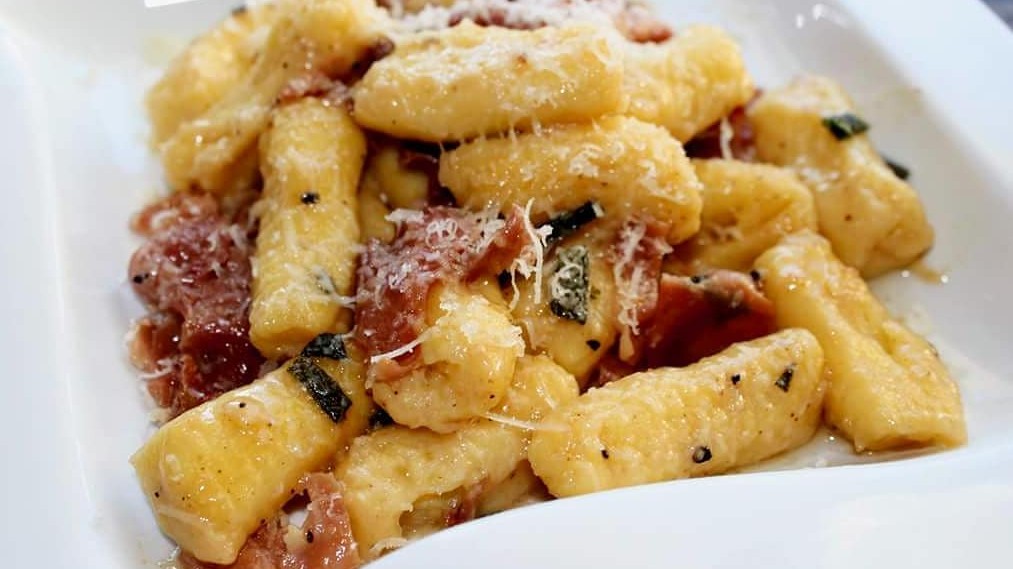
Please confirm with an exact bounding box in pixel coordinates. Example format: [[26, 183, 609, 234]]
[[692, 446, 712, 464], [730, 373, 741, 385], [749, 270, 761, 283], [601, 448, 610, 459], [300, 192, 320, 205], [306, 530, 315, 543], [586, 339, 601, 351], [131, 273, 147, 284], [775, 364, 795, 392], [690, 275, 703, 284], [154, 491, 160, 498], [238, 402, 246, 408]]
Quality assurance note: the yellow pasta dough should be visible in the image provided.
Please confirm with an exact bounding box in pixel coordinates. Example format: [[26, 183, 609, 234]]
[[159, 0, 383, 193], [131, 356, 372, 564], [749, 75, 934, 277], [352, 22, 626, 141], [670, 159, 818, 273], [146, 4, 277, 146], [250, 98, 365, 359], [623, 25, 754, 141], [439, 115, 703, 243], [370, 285, 525, 433], [338, 355, 578, 558], [754, 231, 966, 451], [528, 329, 826, 497]]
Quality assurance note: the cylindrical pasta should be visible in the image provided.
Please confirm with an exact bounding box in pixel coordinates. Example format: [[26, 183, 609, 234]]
[[748, 75, 934, 277], [130, 356, 373, 565], [338, 355, 578, 558], [439, 115, 703, 244], [370, 285, 525, 433], [623, 25, 754, 141], [669, 159, 817, 273], [146, 3, 277, 146], [754, 231, 966, 451], [528, 329, 826, 497], [160, 0, 383, 193], [352, 22, 626, 141], [250, 98, 366, 359]]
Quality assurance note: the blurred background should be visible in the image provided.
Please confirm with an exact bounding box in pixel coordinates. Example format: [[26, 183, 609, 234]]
[[985, 0, 1013, 25]]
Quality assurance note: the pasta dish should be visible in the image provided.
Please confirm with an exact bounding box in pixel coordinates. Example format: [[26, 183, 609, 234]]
[[125, 0, 967, 566]]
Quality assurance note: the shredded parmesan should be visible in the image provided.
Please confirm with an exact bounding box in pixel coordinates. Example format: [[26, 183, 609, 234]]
[[482, 412, 568, 432], [368, 328, 432, 364], [719, 116, 734, 160], [370, 537, 410, 556], [508, 199, 552, 310]]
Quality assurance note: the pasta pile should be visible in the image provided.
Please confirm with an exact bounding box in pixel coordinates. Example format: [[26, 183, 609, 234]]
[[126, 0, 966, 566]]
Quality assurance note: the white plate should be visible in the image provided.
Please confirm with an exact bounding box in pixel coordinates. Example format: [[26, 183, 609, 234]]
[[1, 0, 1011, 567]]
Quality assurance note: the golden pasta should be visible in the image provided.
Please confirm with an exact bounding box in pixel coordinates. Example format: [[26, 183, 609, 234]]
[[146, 4, 277, 146], [370, 285, 525, 433], [338, 355, 578, 557], [528, 329, 826, 497], [670, 159, 818, 273], [754, 231, 966, 451], [131, 356, 371, 564], [250, 97, 366, 359], [352, 22, 626, 141], [125, 1, 967, 564], [749, 75, 934, 277], [159, 0, 383, 193], [439, 115, 703, 243], [623, 25, 754, 141]]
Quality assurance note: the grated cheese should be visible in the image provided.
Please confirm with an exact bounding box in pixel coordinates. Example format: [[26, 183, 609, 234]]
[[508, 199, 552, 310], [370, 537, 410, 556], [719, 116, 734, 160], [369, 328, 432, 364]]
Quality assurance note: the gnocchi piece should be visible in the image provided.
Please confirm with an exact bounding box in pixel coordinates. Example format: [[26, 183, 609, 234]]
[[439, 115, 703, 244], [356, 171, 396, 244], [250, 98, 365, 359], [670, 159, 818, 273], [159, 0, 383, 193], [754, 231, 966, 451], [528, 329, 826, 497], [131, 356, 372, 565], [371, 285, 525, 433], [361, 143, 432, 210], [511, 230, 620, 387], [623, 25, 754, 141], [338, 355, 578, 558], [474, 460, 548, 517], [352, 22, 626, 141], [748, 76, 934, 277], [146, 3, 277, 145]]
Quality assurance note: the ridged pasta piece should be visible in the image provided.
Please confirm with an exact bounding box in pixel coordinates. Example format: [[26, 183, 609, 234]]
[[754, 231, 966, 451], [131, 356, 372, 564], [362, 143, 431, 210], [249, 98, 365, 359], [352, 22, 625, 141], [669, 159, 817, 273], [439, 115, 703, 243], [338, 355, 578, 558], [146, 4, 277, 146], [528, 329, 826, 497], [371, 285, 525, 433], [511, 229, 619, 387], [622, 25, 754, 141], [159, 0, 383, 193], [748, 76, 934, 277]]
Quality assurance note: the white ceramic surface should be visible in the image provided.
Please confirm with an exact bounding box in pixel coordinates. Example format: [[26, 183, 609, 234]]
[[0, 0, 1010, 567]]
